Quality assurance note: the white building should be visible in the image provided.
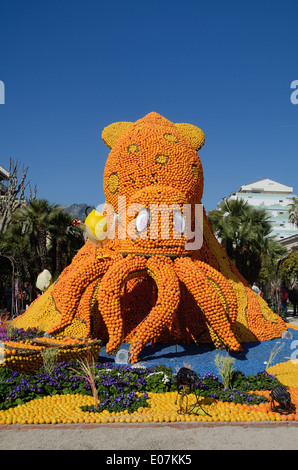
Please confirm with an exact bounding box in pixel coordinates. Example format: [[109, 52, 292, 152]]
[[279, 233, 298, 252], [228, 178, 297, 241], [0, 165, 9, 196]]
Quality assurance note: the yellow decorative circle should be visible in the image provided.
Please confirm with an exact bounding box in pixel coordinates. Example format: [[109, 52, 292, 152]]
[[155, 155, 169, 165], [191, 164, 200, 179], [134, 123, 144, 131], [163, 133, 179, 143], [127, 144, 139, 153], [108, 173, 120, 194]]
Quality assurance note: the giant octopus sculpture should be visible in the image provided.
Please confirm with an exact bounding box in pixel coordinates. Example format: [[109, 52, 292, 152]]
[[14, 112, 287, 363]]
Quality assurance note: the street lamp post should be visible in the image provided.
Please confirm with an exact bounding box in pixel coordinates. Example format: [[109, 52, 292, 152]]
[[0, 252, 15, 317]]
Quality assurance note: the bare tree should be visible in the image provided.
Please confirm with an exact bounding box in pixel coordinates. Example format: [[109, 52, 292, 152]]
[[0, 158, 36, 234]]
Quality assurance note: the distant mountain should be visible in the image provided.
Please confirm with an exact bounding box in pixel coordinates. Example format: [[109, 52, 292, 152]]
[[60, 203, 95, 222]]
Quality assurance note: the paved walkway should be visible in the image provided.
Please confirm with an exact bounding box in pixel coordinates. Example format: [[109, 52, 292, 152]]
[[1, 421, 298, 450]]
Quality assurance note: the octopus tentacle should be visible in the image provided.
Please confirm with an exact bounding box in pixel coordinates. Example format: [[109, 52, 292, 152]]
[[193, 260, 238, 331], [123, 275, 156, 342], [55, 240, 98, 285], [174, 257, 242, 352], [73, 277, 102, 336], [97, 255, 148, 355], [48, 257, 113, 334], [89, 278, 109, 340], [128, 256, 180, 364], [202, 209, 255, 339], [245, 287, 286, 341]]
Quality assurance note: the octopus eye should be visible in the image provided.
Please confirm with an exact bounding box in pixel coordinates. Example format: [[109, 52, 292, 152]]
[[173, 211, 186, 234], [135, 208, 150, 233]]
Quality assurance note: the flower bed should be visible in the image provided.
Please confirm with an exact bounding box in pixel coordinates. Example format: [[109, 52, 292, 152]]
[[0, 359, 298, 425], [0, 326, 44, 343], [1, 325, 298, 424]]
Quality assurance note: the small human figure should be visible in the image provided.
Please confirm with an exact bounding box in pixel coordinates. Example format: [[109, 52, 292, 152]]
[[289, 281, 298, 316], [4, 285, 12, 315], [281, 285, 289, 318], [252, 283, 261, 295], [23, 282, 30, 309]]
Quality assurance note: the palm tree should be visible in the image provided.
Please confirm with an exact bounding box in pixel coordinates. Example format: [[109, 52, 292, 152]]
[[288, 195, 298, 228], [12, 199, 61, 270], [48, 210, 84, 276], [0, 222, 32, 280], [208, 199, 255, 261], [208, 198, 286, 285]]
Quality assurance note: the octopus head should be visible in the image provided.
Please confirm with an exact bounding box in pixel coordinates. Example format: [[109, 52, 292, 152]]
[[101, 112, 205, 255]]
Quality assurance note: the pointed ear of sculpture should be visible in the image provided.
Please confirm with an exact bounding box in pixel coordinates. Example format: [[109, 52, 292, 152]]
[[175, 123, 205, 151], [102, 116, 205, 152], [102, 121, 133, 149]]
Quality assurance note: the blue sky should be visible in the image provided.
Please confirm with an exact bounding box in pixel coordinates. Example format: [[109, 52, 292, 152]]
[[0, 0, 297, 212]]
